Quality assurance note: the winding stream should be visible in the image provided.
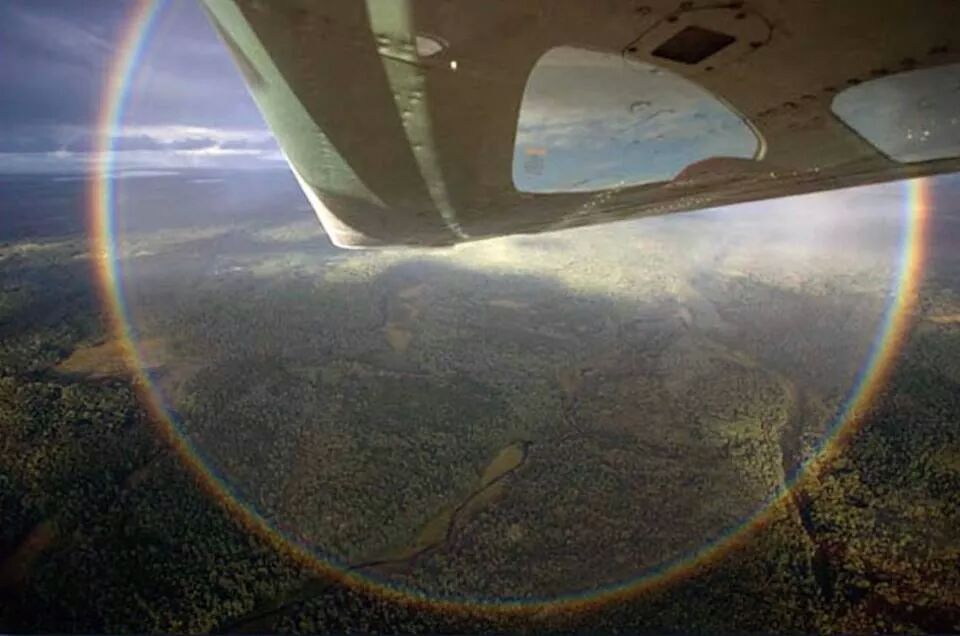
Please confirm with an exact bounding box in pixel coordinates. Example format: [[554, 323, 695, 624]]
[[218, 440, 533, 633]]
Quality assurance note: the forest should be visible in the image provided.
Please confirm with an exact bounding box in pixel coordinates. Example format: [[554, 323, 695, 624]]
[[1, 173, 958, 633]]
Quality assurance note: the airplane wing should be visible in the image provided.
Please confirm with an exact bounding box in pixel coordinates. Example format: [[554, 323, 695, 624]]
[[203, 0, 960, 248]]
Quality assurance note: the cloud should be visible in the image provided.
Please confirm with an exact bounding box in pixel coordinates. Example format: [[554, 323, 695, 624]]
[[120, 125, 274, 146], [220, 137, 281, 151], [0, 130, 65, 154], [111, 135, 168, 152], [0, 0, 272, 174], [0, 125, 285, 173], [165, 137, 219, 151]]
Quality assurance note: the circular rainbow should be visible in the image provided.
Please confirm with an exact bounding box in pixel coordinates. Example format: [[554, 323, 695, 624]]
[[89, 0, 931, 619]]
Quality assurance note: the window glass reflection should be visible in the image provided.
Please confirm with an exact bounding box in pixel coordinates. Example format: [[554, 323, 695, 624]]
[[832, 63, 960, 163], [513, 46, 760, 193]]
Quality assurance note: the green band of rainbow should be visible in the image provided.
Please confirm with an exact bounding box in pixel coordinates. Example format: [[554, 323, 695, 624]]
[[89, 0, 931, 617]]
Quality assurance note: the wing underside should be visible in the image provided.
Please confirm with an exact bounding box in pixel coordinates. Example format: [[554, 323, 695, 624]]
[[203, 0, 960, 247]]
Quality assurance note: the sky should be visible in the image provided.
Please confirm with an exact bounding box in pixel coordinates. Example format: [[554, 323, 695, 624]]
[[0, 0, 280, 173]]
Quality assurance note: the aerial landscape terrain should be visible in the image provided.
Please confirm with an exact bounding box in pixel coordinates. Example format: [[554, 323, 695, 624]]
[[0, 169, 958, 633], [1, 0, 959, 631]]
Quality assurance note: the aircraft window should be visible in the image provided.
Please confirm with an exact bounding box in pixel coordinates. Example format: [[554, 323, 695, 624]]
[[512, 46, 760, 193], [831, 62, 960, 163]]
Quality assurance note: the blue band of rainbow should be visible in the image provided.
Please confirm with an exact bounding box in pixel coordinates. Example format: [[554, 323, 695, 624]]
[[89, 0, 930, 617]]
